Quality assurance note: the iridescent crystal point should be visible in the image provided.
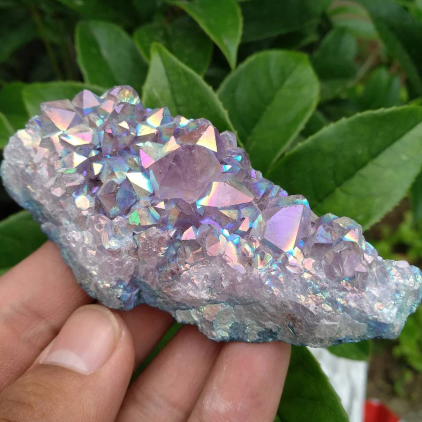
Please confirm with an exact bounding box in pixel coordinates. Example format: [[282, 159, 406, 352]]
[[2, 86, 421, 346]]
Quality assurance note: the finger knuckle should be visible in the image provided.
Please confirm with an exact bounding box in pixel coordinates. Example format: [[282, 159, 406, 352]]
[[124, 385, 190, 421], [0, 373, 65, 422], [0, 387, 38, 422]]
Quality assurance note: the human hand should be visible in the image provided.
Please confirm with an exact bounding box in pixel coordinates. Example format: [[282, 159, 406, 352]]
[[0, 242, 290, 421]]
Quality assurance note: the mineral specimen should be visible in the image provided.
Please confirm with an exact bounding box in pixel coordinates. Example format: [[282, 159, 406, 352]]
[[2, 86, 421, 347]]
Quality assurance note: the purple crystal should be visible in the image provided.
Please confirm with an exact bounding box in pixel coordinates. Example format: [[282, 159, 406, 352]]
[[2, 86, 421, 346]]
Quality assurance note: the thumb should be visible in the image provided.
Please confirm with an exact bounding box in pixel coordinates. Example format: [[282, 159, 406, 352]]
[[0, 305, 135, 422]]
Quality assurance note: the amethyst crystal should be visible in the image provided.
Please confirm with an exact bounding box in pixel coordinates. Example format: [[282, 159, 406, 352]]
[[2, 86, 421, 346]]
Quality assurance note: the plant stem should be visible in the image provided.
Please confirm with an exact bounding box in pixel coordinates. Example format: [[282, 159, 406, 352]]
[[61, 34, 75, 80], [352, 45, 380, 85]]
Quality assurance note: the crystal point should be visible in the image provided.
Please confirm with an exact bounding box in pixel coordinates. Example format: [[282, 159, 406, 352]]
[[2, 86, 421, 346]]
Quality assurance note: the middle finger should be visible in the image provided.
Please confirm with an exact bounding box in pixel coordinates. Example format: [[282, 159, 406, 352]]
[[117, 325, 222, 422]]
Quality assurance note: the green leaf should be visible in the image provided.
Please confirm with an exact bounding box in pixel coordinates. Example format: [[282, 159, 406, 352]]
[[204, 65, 230, 90], [356, 0, 422, 97], [132, 0, 163, 23], [409, 96, 422, 106], [328, 340, 371, 361], [134, 17, 213, 75], [301, 110, 329, 139], [58, 0, 140, 27], [0, 13, 37, 63], [270, 107, 422, 230], [393, 305, 422, 372], [218, 50, 319, 172], [409, 0, 422, 23], [328, 2, 378, 40], [0, 112, 14, 148], [143, 43, 234, 134], [76, 20, 148, 93], [168, 0, 242, 69], [237, 27, 318, 65], [0, 1, 20, 8], [292, 110, 330, 150], [312, 28, 357, 102], [272, 26, 319, 51], [0, 82, 29, 130], [241, 0, 331, 42], [23, 82, 105, 117], [411, 171, 422, 224], [0, 211, 47, 272], [277, 346, 348, 421], [321, 98, 362, 122], [360, 67, 402, 110]]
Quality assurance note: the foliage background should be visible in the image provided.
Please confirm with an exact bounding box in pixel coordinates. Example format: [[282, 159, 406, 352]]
[[1, 0, 422, 420]]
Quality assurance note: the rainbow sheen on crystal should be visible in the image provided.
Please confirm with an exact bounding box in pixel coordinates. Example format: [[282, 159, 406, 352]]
[[2, 86, 422, 346]]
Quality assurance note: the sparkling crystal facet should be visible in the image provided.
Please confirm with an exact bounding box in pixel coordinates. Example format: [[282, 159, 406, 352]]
[[2, 86, 422, 346]]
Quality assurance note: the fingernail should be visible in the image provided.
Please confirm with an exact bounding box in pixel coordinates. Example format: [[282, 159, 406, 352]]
[[42, 305, 121, 374]]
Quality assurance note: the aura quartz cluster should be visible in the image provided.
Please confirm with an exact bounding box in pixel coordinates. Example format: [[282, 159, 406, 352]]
[[2, 86, 422, 346]]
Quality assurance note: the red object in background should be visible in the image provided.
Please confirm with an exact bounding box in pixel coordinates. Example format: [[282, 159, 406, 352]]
[[365, 400, 400, 422]]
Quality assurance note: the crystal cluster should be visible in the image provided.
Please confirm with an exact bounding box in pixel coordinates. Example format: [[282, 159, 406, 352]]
[[2, 86, 421, 346]]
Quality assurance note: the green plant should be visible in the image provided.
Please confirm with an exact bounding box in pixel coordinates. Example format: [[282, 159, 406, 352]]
[[2, 0, 422, 419], [394, 303, 422, 372]]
